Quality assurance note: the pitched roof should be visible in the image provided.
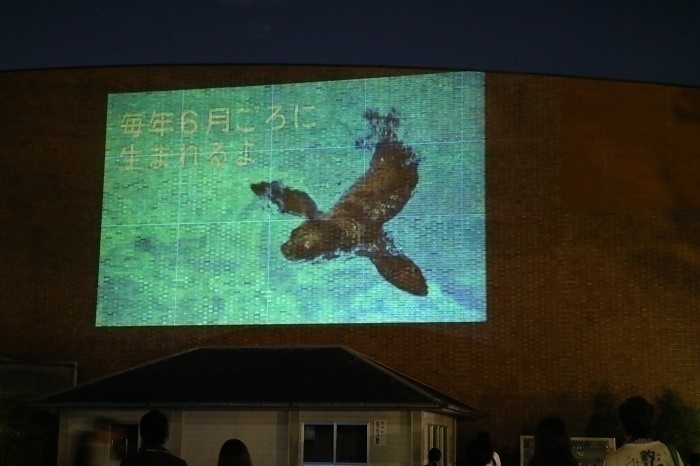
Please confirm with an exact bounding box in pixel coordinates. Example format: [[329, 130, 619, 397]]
[[32, 346, 482, 417]]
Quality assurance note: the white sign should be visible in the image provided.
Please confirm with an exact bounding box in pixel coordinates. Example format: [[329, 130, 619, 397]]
[[374, 420, 387, 446]]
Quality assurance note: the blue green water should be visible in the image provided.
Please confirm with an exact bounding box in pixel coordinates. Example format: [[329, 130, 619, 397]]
[[97, 71, 485, 326]]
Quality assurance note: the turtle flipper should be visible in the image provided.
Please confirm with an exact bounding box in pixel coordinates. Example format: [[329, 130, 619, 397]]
[[367, 248, 428, 296], [251, 181, 321, 219]]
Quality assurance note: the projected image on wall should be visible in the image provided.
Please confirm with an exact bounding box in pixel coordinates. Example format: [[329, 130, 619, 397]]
[[97, 71, 485, 326]]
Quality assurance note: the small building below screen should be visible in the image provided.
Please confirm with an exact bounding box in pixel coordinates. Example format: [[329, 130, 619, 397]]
[[33, 346, 482, 466]]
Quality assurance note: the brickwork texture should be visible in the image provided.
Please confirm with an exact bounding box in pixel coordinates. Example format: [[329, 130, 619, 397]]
[[1, 66, 698, 459]]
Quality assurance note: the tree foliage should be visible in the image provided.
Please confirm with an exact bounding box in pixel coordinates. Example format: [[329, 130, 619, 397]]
[[654, 388, 700, 461], [585, 386, 700, 462], [585, 385, 625, 447], [0, 391, 58, 466]]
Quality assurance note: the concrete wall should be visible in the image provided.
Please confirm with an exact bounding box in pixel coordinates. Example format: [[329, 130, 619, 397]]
[[57, 408, 428, 466], [182, 410, 288, 466]]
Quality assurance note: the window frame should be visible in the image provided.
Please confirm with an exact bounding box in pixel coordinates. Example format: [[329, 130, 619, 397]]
[[302, 421, 370, 466]]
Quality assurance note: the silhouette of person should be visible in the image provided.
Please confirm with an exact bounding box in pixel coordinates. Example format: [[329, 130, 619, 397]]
[[217, 439, 252, 466], [465, 431, 501, 466], [120, 410, 187, 466], [528, 417, 578, 466], [72, 417, 112, 466], [426, 447, 442, 466], [604, 396, 684, 466]]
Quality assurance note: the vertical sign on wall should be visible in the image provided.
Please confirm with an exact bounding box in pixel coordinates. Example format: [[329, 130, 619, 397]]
[[374, 420, 387, 446]]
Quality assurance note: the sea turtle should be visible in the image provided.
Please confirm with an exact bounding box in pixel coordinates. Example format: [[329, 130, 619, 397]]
[[251, 109, 427, 296]]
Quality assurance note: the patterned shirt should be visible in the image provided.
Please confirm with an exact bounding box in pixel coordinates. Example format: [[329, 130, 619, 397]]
[[604, 441, 683, 466]]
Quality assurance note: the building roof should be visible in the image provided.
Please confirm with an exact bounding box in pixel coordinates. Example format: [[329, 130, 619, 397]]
[[32, 346, 482, 418]]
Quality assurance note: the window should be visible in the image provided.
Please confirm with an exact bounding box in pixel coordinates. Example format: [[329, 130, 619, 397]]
[[303, 423, 368, 466], [428, 424, 448, 465]]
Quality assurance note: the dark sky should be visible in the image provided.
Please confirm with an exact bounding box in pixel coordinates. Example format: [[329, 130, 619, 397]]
[[2, 0, 700, 87]]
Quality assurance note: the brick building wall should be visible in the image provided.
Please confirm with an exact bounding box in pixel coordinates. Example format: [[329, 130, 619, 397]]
[[1, 66, 698, 461]]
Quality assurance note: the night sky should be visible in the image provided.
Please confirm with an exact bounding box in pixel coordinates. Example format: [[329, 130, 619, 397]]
[[2, 0, 700, 87]]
